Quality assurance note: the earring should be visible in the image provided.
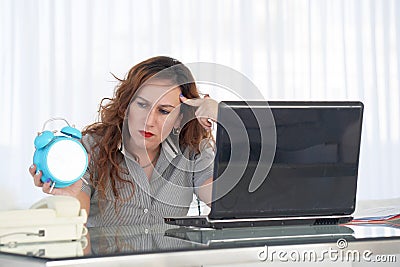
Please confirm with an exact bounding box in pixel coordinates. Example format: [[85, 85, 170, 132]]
[[172, 127, 181, 135]]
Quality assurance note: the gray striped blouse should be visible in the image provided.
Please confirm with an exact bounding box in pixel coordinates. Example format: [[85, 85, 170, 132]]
[[81, 134, 214, 227]]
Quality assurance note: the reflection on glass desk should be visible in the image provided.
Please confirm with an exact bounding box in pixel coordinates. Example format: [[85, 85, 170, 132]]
[[164, 224, 355, 246], [0, 239, 87, 259], [1, 223, 400, 266]]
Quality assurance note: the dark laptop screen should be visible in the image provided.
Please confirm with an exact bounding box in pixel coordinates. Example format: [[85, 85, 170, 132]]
[[210, 101, 363, 219]]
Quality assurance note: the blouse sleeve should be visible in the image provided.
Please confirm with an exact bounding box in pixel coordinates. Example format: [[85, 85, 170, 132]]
[[80, 134, 95, 197], [192, 145, 215, 194]]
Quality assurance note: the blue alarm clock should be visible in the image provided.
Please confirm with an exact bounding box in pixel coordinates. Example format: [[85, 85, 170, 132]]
[[33, 118, 88, 188]]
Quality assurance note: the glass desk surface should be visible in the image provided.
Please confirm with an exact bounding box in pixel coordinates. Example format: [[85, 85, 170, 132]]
[[1, 223, 400, 266]]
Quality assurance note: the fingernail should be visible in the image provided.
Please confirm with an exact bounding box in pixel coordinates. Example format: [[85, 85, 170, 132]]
[[35, 170, 40, 175], [45, 178, 51, 183], [30, 164, 35, 169]]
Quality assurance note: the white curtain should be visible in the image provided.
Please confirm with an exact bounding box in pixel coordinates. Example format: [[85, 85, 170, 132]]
[[1, 0, 399, 209]]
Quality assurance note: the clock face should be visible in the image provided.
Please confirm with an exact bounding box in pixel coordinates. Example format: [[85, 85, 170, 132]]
[[46, 139, 87, 182]]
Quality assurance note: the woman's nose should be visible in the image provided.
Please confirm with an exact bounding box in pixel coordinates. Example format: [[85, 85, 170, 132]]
[[145, 109, 157, 126]]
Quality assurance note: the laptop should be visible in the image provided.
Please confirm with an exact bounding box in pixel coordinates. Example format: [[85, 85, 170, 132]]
[[164, 101, 364, 228]]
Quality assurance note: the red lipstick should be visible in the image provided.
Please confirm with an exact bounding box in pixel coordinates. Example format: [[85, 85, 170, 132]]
[[139, 131, 154, 138]]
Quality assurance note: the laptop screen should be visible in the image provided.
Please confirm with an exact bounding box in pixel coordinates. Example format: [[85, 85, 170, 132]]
[[210, 101, 363, 219]]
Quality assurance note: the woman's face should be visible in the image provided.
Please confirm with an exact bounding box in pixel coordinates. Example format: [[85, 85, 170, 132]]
[[126, 79, 182, 152]]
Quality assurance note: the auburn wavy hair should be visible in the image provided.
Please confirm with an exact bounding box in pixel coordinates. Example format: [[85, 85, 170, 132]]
[[82, 56, 211, 208]]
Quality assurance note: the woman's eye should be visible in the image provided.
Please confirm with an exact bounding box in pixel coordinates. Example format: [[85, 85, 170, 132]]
[[159, 109, 170, 115], [137, 102, 147, 108]]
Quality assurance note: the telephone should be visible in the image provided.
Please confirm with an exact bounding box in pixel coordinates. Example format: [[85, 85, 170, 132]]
[[0, 196, 87, 246]]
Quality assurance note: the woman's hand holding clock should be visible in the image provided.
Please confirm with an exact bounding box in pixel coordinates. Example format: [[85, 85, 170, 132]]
[[29, 164, 83, 196]]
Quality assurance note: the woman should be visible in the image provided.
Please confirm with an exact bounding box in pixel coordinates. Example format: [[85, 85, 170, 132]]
[[30, 56, 217, 226]]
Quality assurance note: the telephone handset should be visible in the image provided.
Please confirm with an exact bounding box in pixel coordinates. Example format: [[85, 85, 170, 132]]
[[0, 196, 87, 245], [30, 195, 81, 218]]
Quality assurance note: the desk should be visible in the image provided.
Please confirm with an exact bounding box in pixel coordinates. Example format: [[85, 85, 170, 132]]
[[1, 223, 399, 266]]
